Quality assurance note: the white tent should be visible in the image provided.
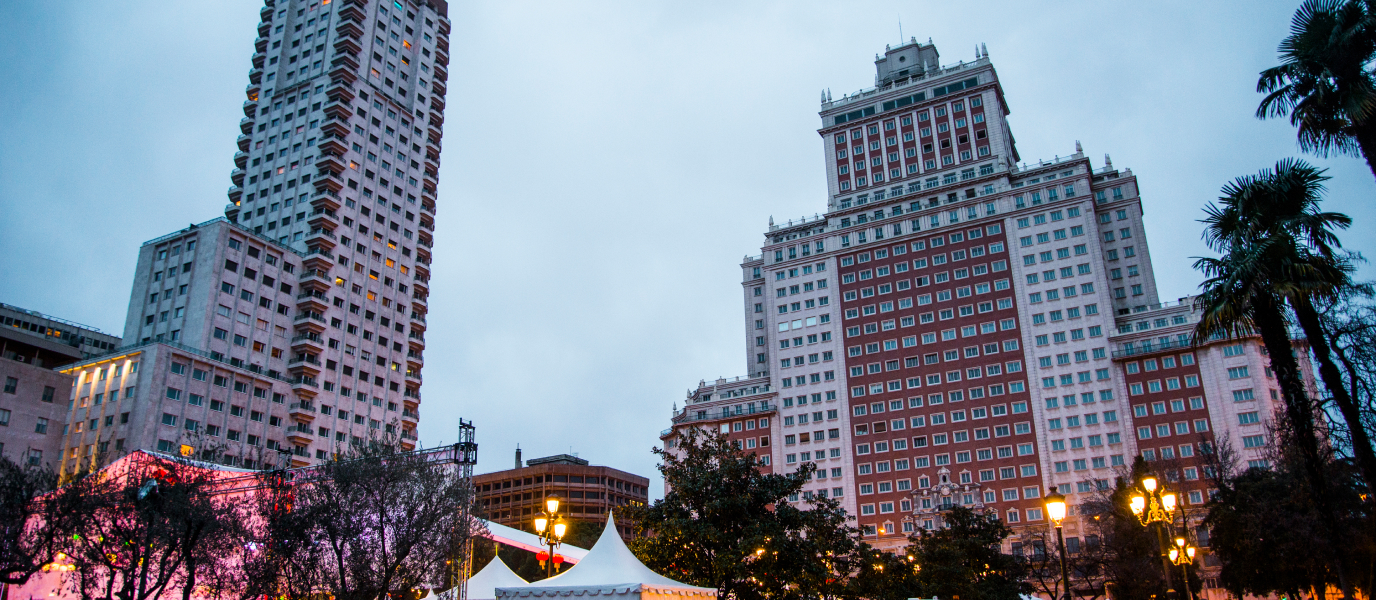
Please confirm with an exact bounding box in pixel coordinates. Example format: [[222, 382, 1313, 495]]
[[467, 555, 529, 600], [495, 513, 716, 599]]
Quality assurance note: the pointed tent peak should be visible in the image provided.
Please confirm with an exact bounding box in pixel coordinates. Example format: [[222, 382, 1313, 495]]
[[525, 509, 710, 592], [1105, 153, 1113, 168], [982, 42, 988, 57], [468, 554, 529, 600], [1075, 140, 1083, 153]]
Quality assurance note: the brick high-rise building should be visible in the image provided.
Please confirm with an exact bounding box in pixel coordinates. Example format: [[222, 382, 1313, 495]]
[[54, 0, 451, 475], [662, 39, 1304, 563]]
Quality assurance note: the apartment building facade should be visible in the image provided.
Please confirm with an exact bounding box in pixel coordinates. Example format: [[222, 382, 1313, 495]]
[[0, 304, 121, 467], [662, 39, 1298, 557], [474, 453, 650, 542], [53, 0, 451, 474]]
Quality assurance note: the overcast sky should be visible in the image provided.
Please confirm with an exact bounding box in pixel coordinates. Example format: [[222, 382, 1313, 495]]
[[2, 1, 1373, 495]]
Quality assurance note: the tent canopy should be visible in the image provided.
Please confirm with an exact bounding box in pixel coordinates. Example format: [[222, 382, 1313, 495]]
[[467, 555, 528, 600], [496, 512, 716, 598]]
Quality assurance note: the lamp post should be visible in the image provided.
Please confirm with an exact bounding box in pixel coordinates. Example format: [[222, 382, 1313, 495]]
[[1128, 475, 1179, 600], [533, 495, 568, 579], [1169, 536, 1197, 600], [1045, 493, 1072, 600]]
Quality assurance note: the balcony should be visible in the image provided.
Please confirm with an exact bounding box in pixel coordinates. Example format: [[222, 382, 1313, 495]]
[[331, 52, 360, 72], [433, 63, 448, 83], [430, 95, 445, 113], [335, 20, 364, 41], [435, 46, 449, 67], [248, 67, 263, 85], [224, 204, 241, 222], [289, 402, 317, 422], [287, 355, 322, 378], [230, 168, 245, 186], [320, 118, 350, 138], [421, 201, 436, 216], [259, 6, 272, 21], [298, 269, 332, 291], [316, 153, 345, 175], [322, 101, 351, 121], [286, 424, 314, 445], [406, 350, 424, 367], [335, 36, 362, 57], [257, 21, 270, 38], [317, 135, 347, 156], [293, 311, 326, 334], [302, 248, 335, 271], [252, 51, 266, 69], [418, 218, 434, 233], [295, 289, 330, 311], [408, 333, 426, 351], [307, 208, 339, 229], [338, 3, 365, 22], [411, 293, 427, 310], [315, 171, 345, 194], [227, 185, 242, 203], [237, 134, 251, 152], [329, 64, 358, 85], [254, 36, 268, 53], [432, 79, 446, 97], [290, 333, 325, 353], [290, 376, 319, 398], [234, 151, 249, 169], [672, 402, 778, 426], [401, 409, 419, 426]]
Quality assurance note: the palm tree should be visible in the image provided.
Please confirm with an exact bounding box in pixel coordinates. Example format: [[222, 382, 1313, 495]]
[[1258, 0, 1376, 180], [1197, 159, 1376, 491], [1194, 159, 1358, 599]]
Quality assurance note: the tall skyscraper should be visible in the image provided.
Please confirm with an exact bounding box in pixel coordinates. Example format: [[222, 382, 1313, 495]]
[[663, 39, 1306, 561], [54, 0, 452, 475]]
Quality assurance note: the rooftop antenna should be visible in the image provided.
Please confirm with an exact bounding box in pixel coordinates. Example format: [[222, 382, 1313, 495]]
[[898, 16, 903, 45]]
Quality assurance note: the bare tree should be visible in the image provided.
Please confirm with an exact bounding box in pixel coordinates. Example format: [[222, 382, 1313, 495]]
[[0, 456, 94, 586], [248, 435, 480, 600], [59, 452, 251, 600]]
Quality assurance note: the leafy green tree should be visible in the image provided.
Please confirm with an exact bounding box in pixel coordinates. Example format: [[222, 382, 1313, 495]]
[[625, 428, 866, 600], [1259, 0, 1376, 179], [1205, 441, 1374, 597], [902, 506, 1027, 600]]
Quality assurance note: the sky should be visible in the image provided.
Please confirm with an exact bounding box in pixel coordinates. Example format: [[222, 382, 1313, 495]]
[[2, 0, 1373, 496]]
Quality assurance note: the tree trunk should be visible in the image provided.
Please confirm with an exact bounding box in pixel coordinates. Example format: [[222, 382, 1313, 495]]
[[1353, 123, 1376, 184], [1290, 296, 1376, 491], [1253, 295, 1352, 600]]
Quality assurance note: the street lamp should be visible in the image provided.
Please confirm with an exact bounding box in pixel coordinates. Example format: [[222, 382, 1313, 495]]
[[1129, 475, 1179, 600], [1169, 536, 1197, 600], [533, 495, 568, 579], [1045, 493, 1072, 600]]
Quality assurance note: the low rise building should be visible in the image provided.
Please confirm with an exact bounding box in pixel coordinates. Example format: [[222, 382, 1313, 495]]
[[474, 452, 649, 542], [0, 303, 121, 466]]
